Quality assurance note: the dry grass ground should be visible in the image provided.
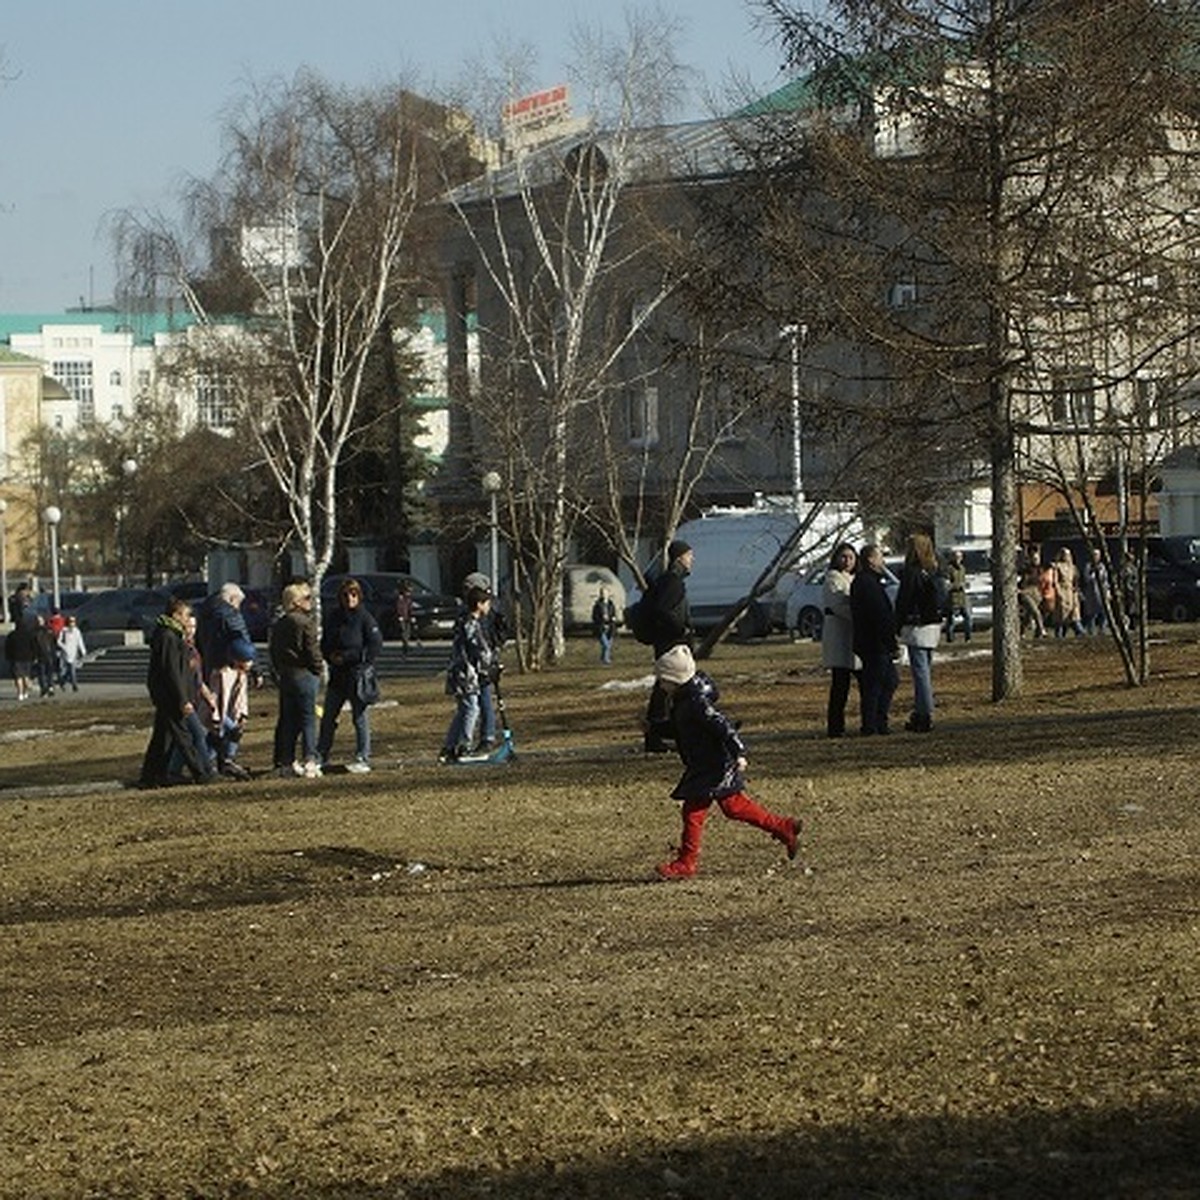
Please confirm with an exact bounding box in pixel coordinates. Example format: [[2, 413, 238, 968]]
[[1, 631, 1198, 1198]]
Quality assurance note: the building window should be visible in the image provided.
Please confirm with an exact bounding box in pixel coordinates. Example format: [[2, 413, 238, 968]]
[[137, 369, 152, 390], [1134, 376, 1174, 431], [1051, 371, 1096, 428], [111, 403, 124, 423], [52, 359, 95, 424], [628, 385, 659, 448], [109, 369, 123, 387], [196, 374, 235, 429], [710, 381, 743, 444]]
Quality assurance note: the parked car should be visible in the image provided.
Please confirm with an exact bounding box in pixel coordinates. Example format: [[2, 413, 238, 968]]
[[786, 561, 900, 640], [320, 572, 459, 639], [30, 589, 91, 620], [72, 586, 172, 634]]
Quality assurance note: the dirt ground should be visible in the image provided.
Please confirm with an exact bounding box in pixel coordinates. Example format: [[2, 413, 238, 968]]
[[0, 632, 1197, 1198]]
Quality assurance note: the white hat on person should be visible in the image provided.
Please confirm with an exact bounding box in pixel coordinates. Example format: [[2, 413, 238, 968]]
[[655, 644, 696, 685]]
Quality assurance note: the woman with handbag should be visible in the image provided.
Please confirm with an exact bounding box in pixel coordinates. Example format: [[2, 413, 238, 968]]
[[316, 577, 383, 773], [894, 532, 944, 734]]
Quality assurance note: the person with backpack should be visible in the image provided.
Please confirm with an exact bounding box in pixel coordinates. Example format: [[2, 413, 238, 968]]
[[196, 582, 258, 778], [638, 539, 694, 753]]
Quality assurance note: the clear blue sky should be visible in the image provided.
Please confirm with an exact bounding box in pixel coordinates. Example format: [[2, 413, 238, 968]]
[[0, 0, 790, 313]]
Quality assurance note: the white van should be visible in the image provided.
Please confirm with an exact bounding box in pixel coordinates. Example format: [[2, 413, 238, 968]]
[[667, 503, 869, 635], [563, 565, 626, 631], [670, 509, 801, 635]]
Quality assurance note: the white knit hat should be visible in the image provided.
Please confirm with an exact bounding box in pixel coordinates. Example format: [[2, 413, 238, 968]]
[[655, 644, 696, 685]]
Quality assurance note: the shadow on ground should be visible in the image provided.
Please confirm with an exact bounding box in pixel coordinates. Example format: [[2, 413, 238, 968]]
[[245, 1100, 1198, 1198]]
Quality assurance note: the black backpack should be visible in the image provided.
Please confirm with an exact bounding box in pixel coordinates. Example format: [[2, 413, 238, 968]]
[[624, 595, 656, 645]]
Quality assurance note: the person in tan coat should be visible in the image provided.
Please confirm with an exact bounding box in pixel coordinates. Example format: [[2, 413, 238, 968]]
[[820, 543, 859, 738], [1053, 547, 1085, 638]]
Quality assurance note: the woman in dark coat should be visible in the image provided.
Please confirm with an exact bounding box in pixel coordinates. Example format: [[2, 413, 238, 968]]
[[269, 581, 324, 777], [5, 612, 37, 702], [850, 544, 899, 736], [894, 532, 944, 733], [140, 597, 213, 787], [315, 578, 382, 773]]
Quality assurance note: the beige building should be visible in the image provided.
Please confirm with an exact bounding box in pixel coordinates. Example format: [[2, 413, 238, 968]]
[[0, 350, 72, 579]]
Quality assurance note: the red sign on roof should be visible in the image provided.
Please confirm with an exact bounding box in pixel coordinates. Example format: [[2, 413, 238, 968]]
[[502, 84, 570, 128]]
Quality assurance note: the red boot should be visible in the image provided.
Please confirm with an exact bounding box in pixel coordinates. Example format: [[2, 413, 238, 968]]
[[656, 800, 709, 879], [719, 792, 802, 860]]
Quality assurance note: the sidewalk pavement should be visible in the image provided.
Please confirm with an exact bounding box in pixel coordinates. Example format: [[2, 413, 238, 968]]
[[0, 681, 147, 707]]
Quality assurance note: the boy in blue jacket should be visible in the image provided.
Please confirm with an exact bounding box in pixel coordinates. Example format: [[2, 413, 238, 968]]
[[439, 583, 496, 763], [654, 645, 801, 879]]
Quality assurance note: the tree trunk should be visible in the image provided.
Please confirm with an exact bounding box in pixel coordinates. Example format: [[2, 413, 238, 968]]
[[990, 376, 1023, 702]]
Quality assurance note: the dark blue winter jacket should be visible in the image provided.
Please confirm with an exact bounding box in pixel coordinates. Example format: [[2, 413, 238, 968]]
[[196, 594, 256, 670], [668, 672, 747, 801], [320, 603, 382, 688]]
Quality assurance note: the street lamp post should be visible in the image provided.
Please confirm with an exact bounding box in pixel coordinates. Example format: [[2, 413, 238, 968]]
[[120, 458, 138, 585], [0, 498, 8, 624], [43, 505, 62, 611], [781, 323, 809, 517], [481, 471, 502, 589]]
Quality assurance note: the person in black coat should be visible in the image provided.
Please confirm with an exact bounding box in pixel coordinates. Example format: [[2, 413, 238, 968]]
[[269, 581, 324, 777], [642, 539, 695, 753], [140, 597, 215, 787], [5, 612, 37, 702], [653, 645, 801, 879], [316, 577, 382, 772], [850, 544, 899, 736]]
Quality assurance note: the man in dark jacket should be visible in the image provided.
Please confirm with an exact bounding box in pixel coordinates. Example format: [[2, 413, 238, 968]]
[[140, 597, 214, 787], [642, 539, 695, 753], [316, 577, 383, 772], [849, 544, 899, 736]]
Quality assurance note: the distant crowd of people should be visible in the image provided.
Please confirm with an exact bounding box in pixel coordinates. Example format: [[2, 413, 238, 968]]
[[1018, 543, 1133, 638], [4, 582, 87, 702]]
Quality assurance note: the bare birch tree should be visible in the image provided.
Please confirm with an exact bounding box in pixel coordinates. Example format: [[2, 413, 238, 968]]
[[733, 0, 1200, 698], [114, 72, 474, 606], [445, 11, 690, 668]]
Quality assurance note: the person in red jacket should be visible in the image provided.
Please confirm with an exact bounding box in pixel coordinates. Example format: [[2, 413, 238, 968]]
[[653, 645, 801, 879]]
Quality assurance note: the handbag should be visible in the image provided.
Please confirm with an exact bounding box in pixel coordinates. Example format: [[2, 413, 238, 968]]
[[354, 662, 380, 706]]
